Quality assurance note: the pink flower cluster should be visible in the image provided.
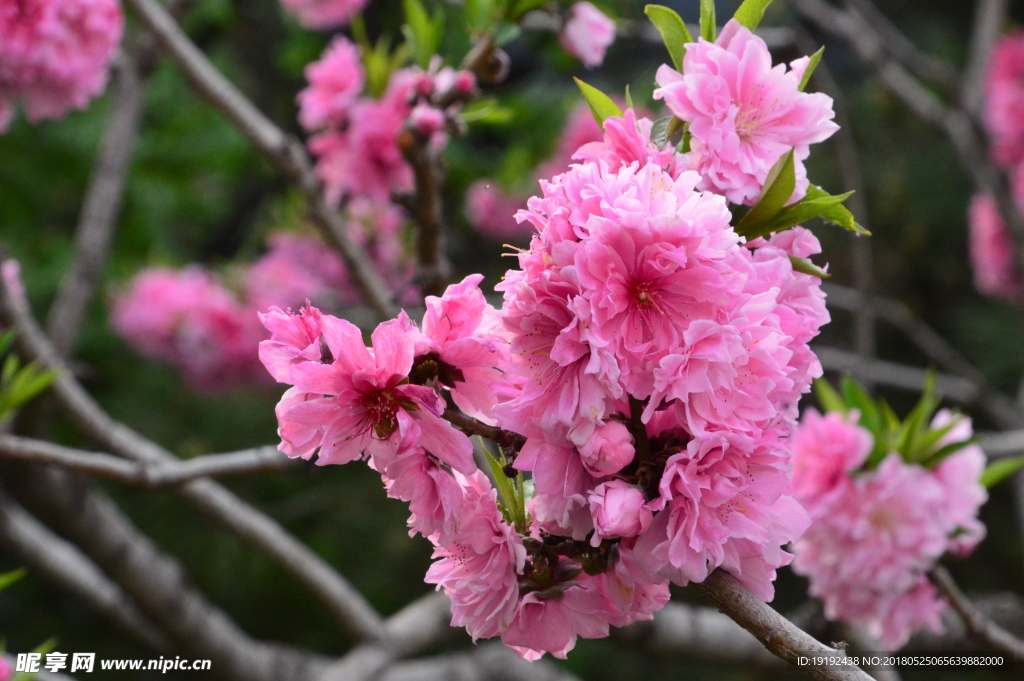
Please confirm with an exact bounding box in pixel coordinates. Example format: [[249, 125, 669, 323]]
[[970, 33, 1024, 300], [560, 2, 616, 69], [112, 214, 412, 391], [791, 409, 987, 648], [278, 0, 369, 30], [654, 20, 838, 206], [266, 33, 837, 659], [0, 0, 123, 132], [299, 38, 475, 206]]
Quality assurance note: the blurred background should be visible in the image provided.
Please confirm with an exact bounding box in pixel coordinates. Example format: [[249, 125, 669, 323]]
[[1, 0, 1023, 679]]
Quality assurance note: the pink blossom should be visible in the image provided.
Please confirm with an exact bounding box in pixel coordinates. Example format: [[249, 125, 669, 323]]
[[278, 0, 368, 30], [111, 267, 264, 391], [968, 191, 1021, 300], [573, 108, 680, 176], [654, 19, 838, 205], [589, 480, 652, 546], [515, 439, 597, 541], [272, 313, 475, 472], [0, 0, 123, 131], [409, 103, 445, 137], [984, 32, 1024, 167], [559, 2, 616, 69], [578, 420, 634, 477], [413, 274, 509, 421], [0, 654, 11, 681], [790, 408, 872, 503], [297, 36, 365, 131], [243, 231, 355, 312], [425, 477, 526, 641], [930, 410, 988, 556], [258, 304, 323, 384]]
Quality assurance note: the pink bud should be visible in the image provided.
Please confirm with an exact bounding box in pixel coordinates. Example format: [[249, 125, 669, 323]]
[[578, 421, 634, 476], [409, 104, 446, 137], [454, 70, 477, 95], [414, 73, 435, 98], [588, 480, 652, 546], [560, 2, 616, 69]]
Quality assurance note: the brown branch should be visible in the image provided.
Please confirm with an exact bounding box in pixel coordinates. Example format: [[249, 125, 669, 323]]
[[695, 569, 875, 681], [122, 0, 397, 320], [0, 258, 388, 643], [442, 410, 526, 452], [398, 133, 451, 298], [46, 54, 145, 358], [0, 489, 171, 653], [0, 436, 297, 488], [962, 0, 1008, 117], [930, 565, 1024, 658]]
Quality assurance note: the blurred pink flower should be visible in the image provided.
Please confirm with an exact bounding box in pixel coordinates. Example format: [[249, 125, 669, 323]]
[[559, 2, 616, 69], [278, 0, 368, 30], [0, 654, 11, 681], [464, 180, 529, 241], [297, 36, 365, 131], [790, 408, 872, 503], [984, 31, 1024, 167], [244, 232, 355, 312], [0, 0, 123, 131], [968, 190, 1022, 300], [654, 19, 838, 205]]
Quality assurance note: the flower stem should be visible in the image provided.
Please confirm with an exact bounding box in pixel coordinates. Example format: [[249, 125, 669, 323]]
[[628, 396, 651, 467]]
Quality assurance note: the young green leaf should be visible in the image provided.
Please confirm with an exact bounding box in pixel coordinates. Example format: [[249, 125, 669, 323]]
[[624, 84, 634, 111], [981, 456, 1024, 488], [788, 255, 830, 278], [734, 149, 795, 236], [700, 0, 716, 42], [0, 568, 26, 592], [841, 375, 881, 440], [744, 187, 854, 239], [644, 5, 692, 71], [574, 78, 624, 128], [798, 46, 825, 92], [350, 13, 371, 49], [483, 447, 517, 524], [403, 0, 436, 68], [813, 378, 847, 415], [818, 193, 871, 235], [732, 0, 774, 31], [650, 116, 671, 150]]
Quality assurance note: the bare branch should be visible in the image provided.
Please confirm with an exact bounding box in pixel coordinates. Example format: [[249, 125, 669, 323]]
[[443, 410, 526, 453], [121, 0, 397, 320], [0, 436, 297, 488], [694, 569, 874, 681], [930, 565, 1024, 658], [0, 261, 387, 643], [46, 54, 145, 358], [962, 0, 1008, 117], [398, 134, 451, 298], [376, 643, 583, 681], [815, 346, 980, 402], [0, 490, 171, 652]]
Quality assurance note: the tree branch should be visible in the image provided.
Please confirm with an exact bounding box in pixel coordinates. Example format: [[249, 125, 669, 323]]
[[0, 436, 297, 488], [962, 0, 1008, 117], [929, 565, 1024, 658], [0, 257, 387, 643], [122, 0, 397, 320], [398, 133, 451, 298], [442, 410, 526, 453], [694, 569, 874, 681], [0, 489, 172, 653]]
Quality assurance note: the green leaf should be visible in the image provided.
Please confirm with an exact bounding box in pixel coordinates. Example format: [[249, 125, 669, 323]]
[[650, 116, 671, 150], [733, 0, 774, 30], [923, 438, 976, 468], [0, 329, 17, 359], [403, 0, 437, 68], [574, 78, 624, 129], [483, 446, 517, 524], [494, 21, 521, 46], [799, 46, 824, 91], [0, 568, 26, 592], [700, 0, 716, 42], [813, 378, 846, 415], [745, 187, 854, 239], [789, 255, 830, 278], [815, 188, 871, 235], [734, 149, 795, 236], [460, 98, 515, 125], [894, 369, 939, 462], [981, 456, 1024, 488], [644, 5, 692, 71], [510, 0, 549, 21], [841, 375, 881, 439], [624, 84, 634, 111]]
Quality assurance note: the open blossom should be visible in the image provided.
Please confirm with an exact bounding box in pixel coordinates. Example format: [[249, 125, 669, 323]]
[[278, 0, 368, 30], [967, 170, 1024, 300], [0, 0, 123, 132], [573, 109, 680, 178], [559, 2, 616, 69], [297, 36, 365, 131], [984, 32, 1024, 167], [654, 19, 838, 205], [791, 409, 988, 648]]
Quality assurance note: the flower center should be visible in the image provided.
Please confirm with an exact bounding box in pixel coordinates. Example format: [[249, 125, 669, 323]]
[[362, 389, 401, 439]]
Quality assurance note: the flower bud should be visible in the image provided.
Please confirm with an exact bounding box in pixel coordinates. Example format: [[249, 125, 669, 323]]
[[454, 70, 477, 95], [588, 481, 652, 546], [409, 104, 445, 137], [578, 421, 634, 476]]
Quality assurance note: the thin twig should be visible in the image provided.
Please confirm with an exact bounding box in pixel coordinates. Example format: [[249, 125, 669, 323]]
[[442, 410, 526, 452], [0, 258, 388, 643], [815, 346, 980, 402], [0, 436, 296, 488], [694, 569, 875, 681], [398, 133, 451, 298], [122, 0, 397, 320], [0, 489, 172, 652], [962, 0, 1008, 117], [930, 565, 1024, 659]]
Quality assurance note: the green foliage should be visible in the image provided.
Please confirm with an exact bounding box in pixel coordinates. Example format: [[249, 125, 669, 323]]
[[403, 0, 445, 69], [788, 254, 830, 278], [734, 149, 795, 236], [814, 373, 977, 471], [799, 46, 825, 92], [644, 5, 691, 71], [508, 0, 550, 22], [732, 0, 775, 30], [574, 78, 623, 128], [980, 456, 1024, 488], [482, 442, 528, 533], [0, 568, 27, 592], [700, 0, 717, 43], [0, 330, 58, 424], [11, 638, 57, 681]]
